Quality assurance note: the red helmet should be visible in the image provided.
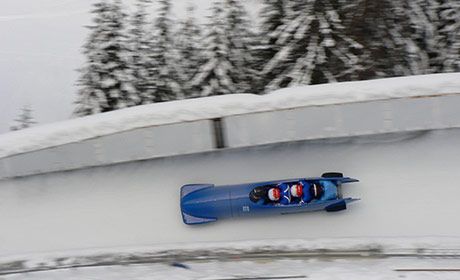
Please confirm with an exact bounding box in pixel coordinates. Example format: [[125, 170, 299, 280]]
[[268, 188, 281, 201], [290, 184, 303, 197]]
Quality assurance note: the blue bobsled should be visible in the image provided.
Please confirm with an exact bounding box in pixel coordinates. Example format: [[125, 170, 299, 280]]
[[180, 172, 359, 225]]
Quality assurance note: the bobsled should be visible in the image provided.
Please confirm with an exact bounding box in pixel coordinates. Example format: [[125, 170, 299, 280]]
[[180, 172, 359, 225]]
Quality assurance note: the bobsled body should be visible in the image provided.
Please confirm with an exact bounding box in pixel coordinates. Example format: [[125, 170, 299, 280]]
[[180, 174, 359, 225]]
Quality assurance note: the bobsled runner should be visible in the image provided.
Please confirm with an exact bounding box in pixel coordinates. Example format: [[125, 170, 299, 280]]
[[180, 172, 359, 225]]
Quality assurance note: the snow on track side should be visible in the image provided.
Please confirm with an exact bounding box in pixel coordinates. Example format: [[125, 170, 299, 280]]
[[1, 129, 460, 256], [1, 73, 459, 158], [3, 253, 460, 280], [1, 237, 460, 276]]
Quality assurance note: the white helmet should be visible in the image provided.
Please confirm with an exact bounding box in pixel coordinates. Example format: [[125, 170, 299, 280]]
[[268, 188, 281, 201], [290, 184, 303, 198]]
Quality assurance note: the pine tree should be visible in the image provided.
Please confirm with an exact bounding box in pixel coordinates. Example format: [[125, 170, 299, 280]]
[[224, 0, 257, 94], [75, 0, 137, 116], [263, 0, 363, 91], [403, 0, 460, 74], [129, 0, 155, 104], [175, 4, 203, 98], [404, 0, 434, 74], [345, 0, 458, 77], [438, 0, 460, 72], [344, 0, 420, 79], [406, 0, 460, 73], [10, 106, 36, 131], [257, 0, 286, 92], [148, 0, 183, 102], [191, 1, 236, 96]]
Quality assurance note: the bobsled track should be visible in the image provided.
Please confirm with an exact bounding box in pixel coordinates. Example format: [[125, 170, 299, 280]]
[[1, 128, 460, 256]]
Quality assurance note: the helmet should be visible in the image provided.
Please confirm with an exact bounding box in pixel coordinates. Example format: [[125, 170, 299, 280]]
[[290, 184, 303, 198], [310, 183, 324, 199], [268, 188, 281, 201]]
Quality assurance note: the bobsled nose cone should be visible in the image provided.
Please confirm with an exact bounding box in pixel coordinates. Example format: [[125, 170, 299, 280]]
[[181, 196, 220, 225], [180, 187, 232, 220], [181, 193, 215, 217], [181, 198, 199, 215]]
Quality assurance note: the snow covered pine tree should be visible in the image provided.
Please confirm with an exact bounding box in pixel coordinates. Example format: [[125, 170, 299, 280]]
[[175, 4, 204, 98], [148, 0, 183, 102], [262, 0, 363, 91], [344, 0, 426, 79], [224, 0, 258, 94], [191, 1, 236, 97], [129, 0, 155, 104], [10, 106, 36, 131], [256, 0, 286, 93], [75, 0, 137, 116], [396, 0, 459, 75], [437, 0, 460, 72], [192, 0, 256, 96]]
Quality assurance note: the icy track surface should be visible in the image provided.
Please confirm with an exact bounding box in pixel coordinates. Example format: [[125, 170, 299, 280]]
[[1, 129, 460, 256]]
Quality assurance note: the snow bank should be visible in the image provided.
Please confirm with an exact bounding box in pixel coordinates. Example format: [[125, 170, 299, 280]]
[[4, 257, 460, 280], [0, 73, 459, 158], [1, 237, 459, 276]]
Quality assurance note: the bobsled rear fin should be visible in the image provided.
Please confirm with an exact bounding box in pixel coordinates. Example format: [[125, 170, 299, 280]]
[[182, 212, 217, 225], [181, 184, 214, 198], [324, 177, 359, 184], [325, 199, 347, 212], [325, 198, 360, 212], [341, 177, 359, 183]]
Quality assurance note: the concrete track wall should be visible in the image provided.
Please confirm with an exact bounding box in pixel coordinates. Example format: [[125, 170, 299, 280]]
[[224, 94, 460, 147], [1, 93, 460, 179]]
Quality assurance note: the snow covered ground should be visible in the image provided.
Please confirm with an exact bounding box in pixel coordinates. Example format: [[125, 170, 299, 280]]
[[3, 256, 460, 280], [1, 236, 460, 276]]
